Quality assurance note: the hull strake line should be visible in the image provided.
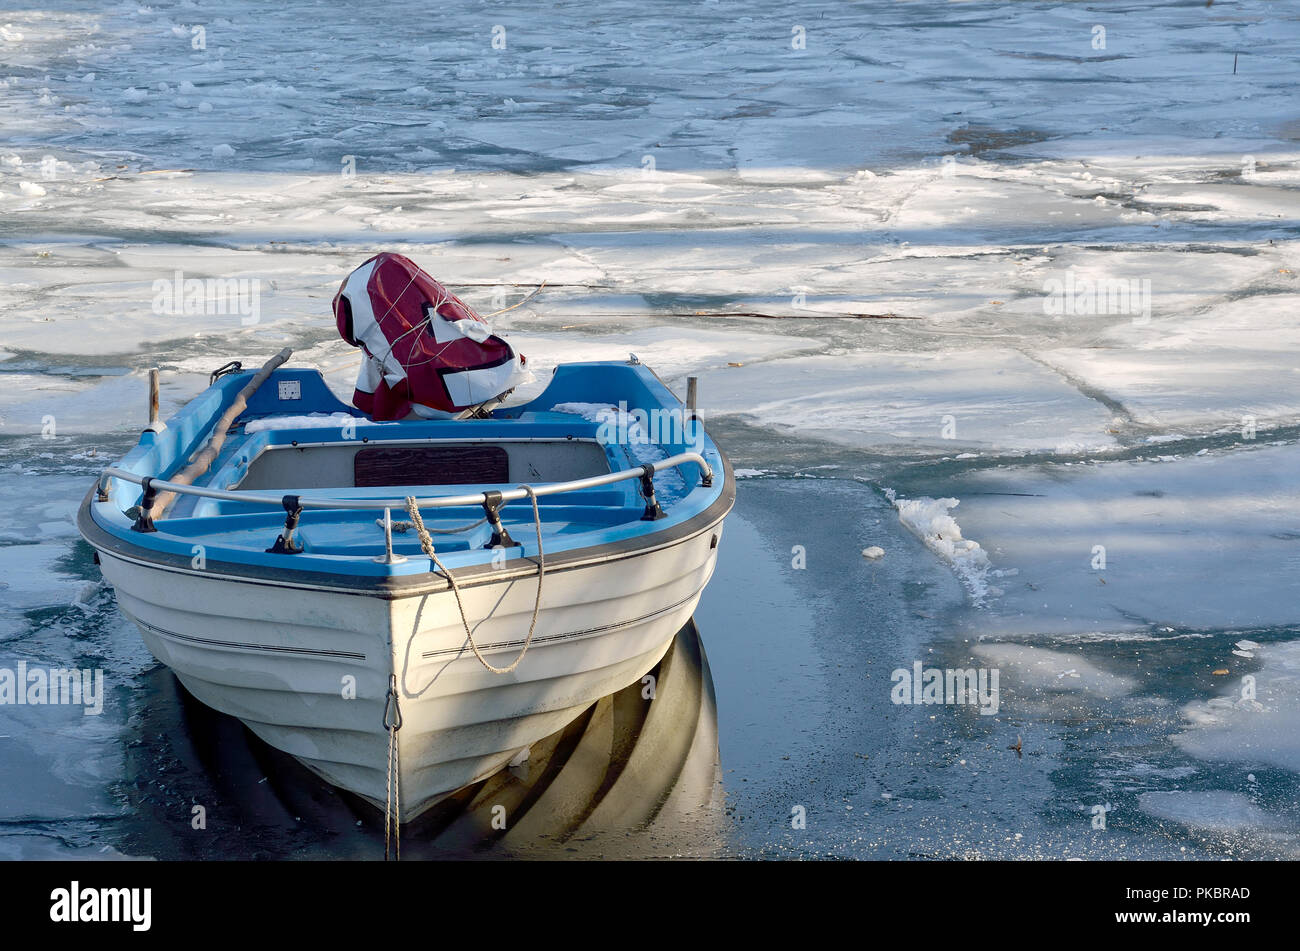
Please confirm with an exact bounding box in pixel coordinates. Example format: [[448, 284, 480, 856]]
[[130, 588, 700, 662], [417, 589, 701, 659], [135, 618, 368, 660]]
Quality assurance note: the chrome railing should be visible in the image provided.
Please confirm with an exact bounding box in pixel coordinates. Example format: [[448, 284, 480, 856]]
[[98, 452, 714, 512], [99, 451, 715, 553]]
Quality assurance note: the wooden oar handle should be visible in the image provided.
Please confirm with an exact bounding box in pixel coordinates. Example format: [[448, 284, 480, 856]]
[[148, 347, 293, 518]]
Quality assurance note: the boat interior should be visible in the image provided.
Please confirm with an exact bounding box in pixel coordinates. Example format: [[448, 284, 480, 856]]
[[97, 363, 717, 567], [162, 425, 640, 558]]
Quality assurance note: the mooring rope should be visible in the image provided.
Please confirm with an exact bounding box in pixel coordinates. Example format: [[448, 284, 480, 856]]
[[404, 488, 545, 675], [375, 515, 489, 535], [383, 674, 402, 861]]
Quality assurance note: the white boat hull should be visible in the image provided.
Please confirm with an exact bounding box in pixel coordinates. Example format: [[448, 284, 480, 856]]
[[98, 522, 724, 821]]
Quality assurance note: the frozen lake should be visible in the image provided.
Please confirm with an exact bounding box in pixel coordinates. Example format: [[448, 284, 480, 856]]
[[1, 0, 1298, 858]]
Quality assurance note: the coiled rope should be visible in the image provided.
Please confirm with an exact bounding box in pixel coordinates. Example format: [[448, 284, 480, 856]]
[[404, 487, 545, 675]]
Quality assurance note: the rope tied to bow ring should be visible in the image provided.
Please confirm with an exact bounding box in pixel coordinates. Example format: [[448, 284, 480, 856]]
[[383, 674, 402, 861], [404, 487, 545, 676]]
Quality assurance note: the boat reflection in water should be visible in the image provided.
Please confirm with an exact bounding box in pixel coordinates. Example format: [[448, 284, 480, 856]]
[[121, 620, 725, 859]]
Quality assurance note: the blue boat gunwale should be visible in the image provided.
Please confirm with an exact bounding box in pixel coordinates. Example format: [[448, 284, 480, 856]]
[[76, 464, 734, 599], [85, 360, 732, 582]]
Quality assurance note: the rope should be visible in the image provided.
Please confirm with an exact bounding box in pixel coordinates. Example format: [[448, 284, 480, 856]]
[[383, 674, 402, 861], [376, 515, 489, 535], [483, 280, 547, 317], [404, 488, 545, 675]]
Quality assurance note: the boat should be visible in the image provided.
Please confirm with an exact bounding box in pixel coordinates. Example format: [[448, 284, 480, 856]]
[[77, 255, 734, 827]]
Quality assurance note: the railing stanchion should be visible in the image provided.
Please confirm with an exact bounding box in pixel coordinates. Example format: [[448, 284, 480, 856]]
[[373, 507, 407, 565]]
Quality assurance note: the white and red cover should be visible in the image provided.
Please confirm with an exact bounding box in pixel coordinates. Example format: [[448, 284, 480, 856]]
[[333, 252, 529, 420]]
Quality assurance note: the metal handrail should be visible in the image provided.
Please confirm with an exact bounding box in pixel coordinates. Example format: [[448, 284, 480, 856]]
[[98, 452, 714, 513]]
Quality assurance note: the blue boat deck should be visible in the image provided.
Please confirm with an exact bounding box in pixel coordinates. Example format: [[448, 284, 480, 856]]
[[153, 502, 639, 558]]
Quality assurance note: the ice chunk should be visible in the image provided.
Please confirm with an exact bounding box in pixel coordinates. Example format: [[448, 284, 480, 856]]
[[973, 643, 1136, 698], [1139, 791, 1276, 834], [889, 494, 993, 604], [1173, 640, 1300, 775], [915, 443, 1300, 634], [695, 350, 1116, 455]]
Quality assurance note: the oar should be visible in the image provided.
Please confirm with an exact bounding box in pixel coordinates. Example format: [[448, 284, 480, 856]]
[[147, 347, 293, 519]]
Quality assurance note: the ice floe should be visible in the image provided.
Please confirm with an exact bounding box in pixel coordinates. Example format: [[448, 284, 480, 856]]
[[1173, 640, 1300, 775], [886, 491, 997, 604]]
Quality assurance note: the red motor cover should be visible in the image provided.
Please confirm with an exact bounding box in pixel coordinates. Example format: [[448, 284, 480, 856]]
[[332, 252, 528, 420]]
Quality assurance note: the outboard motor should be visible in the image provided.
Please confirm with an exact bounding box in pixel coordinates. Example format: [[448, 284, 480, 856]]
[[333, 252, 529, 420]]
